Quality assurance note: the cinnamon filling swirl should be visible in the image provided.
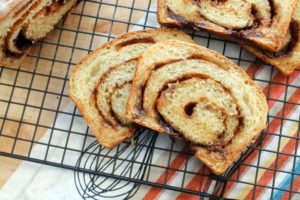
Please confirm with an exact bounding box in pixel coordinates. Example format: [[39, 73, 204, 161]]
[[134, 58, 241, 148], [94, 60, 137, 128], [126, 40, 268, 174]]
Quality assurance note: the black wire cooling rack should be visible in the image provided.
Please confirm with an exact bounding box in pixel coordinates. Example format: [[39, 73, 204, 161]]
[[0, 0, 300, 199]]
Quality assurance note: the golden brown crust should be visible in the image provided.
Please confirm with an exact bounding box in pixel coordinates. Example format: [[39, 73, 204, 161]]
[[157, 0, 299, 52], [74, 28, 193, 67], [126, 40, 268, 175]]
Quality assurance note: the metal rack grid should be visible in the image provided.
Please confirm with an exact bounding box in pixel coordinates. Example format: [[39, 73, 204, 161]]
[[0, 0, 299, 199]]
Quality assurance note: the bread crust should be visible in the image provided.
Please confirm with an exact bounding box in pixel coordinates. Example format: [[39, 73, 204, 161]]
[[126, 40, 268, 175], [157, 0, 299, 52], [69, 29, 194, 149]]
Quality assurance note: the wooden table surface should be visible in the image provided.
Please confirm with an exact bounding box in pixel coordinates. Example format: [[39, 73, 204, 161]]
[[0, 0, 153, 189]]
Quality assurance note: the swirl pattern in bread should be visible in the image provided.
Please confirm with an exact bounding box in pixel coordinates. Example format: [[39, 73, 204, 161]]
[[157, 0, 298, 52], [126, 40, 268, 174], [0, 0, 80, 68], [69, 29, 194, 149]]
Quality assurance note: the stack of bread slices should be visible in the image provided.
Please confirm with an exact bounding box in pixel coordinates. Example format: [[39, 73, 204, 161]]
[[70, 29, 268, 175]]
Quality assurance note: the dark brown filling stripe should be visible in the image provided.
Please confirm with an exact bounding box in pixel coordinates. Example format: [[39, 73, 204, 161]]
[[271, 20, 299, 57], [13, 2, 32, 19], [15, 32, 33, 52], [94, 81, 132, 127], [115, 37, 156, 51], [93, 59, 135, 127], [5, 0, 41, 55], [110, 82, 132, 124], [268, 0, 276, 23], [166, 7, 188, 26], [92, 57, 140, 128]]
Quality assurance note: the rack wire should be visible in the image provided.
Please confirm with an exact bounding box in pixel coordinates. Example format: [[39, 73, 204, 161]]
[[0, 0, 299, 199]]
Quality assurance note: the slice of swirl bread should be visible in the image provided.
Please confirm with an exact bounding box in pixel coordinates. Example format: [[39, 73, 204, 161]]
[[244, 2, 300, 75], [157, 0, 298, 53], [126, 40, 268, 175], [0, 0, 80, 68], [69, 29, 194, 149]]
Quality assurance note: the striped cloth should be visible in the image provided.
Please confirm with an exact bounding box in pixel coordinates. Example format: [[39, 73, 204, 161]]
[[130, 67, 299, 200]]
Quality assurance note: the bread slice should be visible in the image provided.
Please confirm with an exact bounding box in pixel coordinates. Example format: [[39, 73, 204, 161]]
[[244, 2, 300, 75], [0, 0, 79, 68], [126, 40, 268, 175], [69, 29, 193, 149], [157, 0, 299, 52]]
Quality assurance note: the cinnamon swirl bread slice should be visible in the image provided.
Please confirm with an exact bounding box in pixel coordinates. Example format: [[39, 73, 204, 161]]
[[244, 2, 300, 75], [69, 29, 193, 149], [157, 0, 298, 52], [0, 0, 80, 68], [126, 40, 268, 175]]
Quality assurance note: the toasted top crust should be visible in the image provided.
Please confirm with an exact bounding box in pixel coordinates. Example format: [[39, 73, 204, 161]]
[[157, 0, 299, 52]]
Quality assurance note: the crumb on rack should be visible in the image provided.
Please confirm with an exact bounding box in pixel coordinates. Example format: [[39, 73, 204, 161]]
[[130, 137, 136, 148]]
